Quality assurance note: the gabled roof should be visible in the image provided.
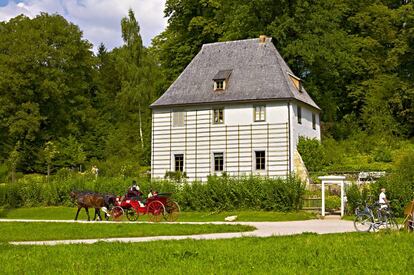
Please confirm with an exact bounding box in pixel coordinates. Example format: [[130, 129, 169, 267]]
[[151, 37, 320, 110]]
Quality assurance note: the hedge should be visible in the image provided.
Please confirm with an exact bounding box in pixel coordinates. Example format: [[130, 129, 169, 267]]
[[0, 171, 305, 212]]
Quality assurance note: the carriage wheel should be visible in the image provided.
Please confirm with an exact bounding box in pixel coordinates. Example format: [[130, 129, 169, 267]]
[[126, 208, 139, 221], [164, 201, 180, 222], [147, 200, 165, 222], [111, 206, 124, 221]]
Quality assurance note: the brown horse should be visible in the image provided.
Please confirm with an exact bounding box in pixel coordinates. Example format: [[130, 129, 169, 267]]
[[70, 191, 109, 221]]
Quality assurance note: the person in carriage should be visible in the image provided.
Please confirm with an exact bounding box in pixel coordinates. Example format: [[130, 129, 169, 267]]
[[120, 180, 145, 207], [126, 181, 142, 199]]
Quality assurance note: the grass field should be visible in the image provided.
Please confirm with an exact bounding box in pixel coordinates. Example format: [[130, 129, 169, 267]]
[[0, 206, 315, 222], [1, 232, 411, 274], [0, 222, 255, 242]]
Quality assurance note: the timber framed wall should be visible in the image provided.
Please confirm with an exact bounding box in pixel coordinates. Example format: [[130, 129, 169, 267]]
[[152, 107, 290, 181]]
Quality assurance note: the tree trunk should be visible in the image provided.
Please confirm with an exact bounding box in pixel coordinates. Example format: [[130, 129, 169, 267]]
[[47, 164, 50, 177], [138, 105, 144, 149]]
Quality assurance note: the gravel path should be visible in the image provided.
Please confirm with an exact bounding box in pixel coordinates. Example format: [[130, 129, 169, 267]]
[[1, 218, 356, 246]]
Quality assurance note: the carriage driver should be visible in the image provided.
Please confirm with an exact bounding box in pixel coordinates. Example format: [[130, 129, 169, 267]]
[[119, 180, 143, 203], [126, 180, 143, 200]]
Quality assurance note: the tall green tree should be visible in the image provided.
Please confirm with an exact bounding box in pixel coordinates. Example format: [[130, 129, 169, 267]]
[[0, 14, 96, 171], [152, 0, 414, 139]]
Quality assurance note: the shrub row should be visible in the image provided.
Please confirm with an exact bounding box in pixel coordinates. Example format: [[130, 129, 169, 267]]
[[0, 171, 305, 211], [344, 150, 414, 216]]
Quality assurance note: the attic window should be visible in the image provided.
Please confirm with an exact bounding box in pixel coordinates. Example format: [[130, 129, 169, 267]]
[[288, 73, 303, 92], [215, 80, 225, 90], [213, 70, 232, 91]]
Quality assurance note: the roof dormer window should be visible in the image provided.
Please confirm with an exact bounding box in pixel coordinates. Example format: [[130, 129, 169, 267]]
[[213, 69, 232, 91], [288, 72, 303, 93], [214, 80, 225, 90]]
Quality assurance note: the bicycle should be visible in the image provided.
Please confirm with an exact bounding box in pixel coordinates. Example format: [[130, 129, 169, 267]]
[[354, 200, 399, 232]]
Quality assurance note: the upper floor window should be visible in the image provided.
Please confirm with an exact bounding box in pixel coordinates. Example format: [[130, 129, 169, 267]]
[[214, 80, 225, 90], [288, 72, 303, 92], [213, 108, 224, 124], [213, 69, 232, 91], [254, 105, 266, 122], [312, 113, 316, 130], [173, 111, 184, 127], [297, 106, 302, 124]]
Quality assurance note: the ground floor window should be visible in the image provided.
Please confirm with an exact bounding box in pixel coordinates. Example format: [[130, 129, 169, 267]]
[[174, 154, 184, 172], [255, 151, 265, 170], [213, 152, 224, 172]]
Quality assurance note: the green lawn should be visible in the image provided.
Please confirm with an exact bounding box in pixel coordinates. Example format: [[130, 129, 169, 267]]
[[0, 206, 315, 222], [1, 232, 412, 274], [0, 222, 254, 242]]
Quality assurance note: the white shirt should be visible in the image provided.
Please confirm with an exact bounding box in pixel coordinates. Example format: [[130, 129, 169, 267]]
[[379, 192, 387, 209]]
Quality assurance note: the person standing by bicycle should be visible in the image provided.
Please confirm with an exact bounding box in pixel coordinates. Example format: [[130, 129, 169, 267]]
[[379, 188, 389, 209], [378, 188, 389, 223]]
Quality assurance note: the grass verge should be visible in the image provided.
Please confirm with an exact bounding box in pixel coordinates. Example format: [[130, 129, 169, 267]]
[[0, 206, 315, 222], [0, 222, 254, 242], [1, 232, 411, 273]]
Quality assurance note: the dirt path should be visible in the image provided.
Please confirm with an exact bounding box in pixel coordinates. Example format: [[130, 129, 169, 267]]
[[1, 219, 356, 246]]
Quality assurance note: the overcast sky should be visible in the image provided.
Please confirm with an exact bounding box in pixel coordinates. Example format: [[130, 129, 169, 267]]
[[0, 0, 168, 51]]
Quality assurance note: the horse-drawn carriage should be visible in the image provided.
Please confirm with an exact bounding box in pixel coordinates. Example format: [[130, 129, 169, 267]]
[[108, 192, 180, 222]]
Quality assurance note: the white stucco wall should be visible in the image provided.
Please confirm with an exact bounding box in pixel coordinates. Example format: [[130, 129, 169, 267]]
[[151, 102, 292, 181], [225, 102, 289, 125], [151, 101, 320, 182], [291, 102, 321, 151]]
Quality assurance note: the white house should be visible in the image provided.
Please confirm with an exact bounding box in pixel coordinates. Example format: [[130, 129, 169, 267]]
[[150, 36, 321, 181]]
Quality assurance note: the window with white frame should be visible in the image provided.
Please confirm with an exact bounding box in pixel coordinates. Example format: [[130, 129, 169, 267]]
[[174, 154, 184, 172], [213, 152, 224, 172], [255, 151, 266, 170], [173, 111, 184, 127], [213, 108, 224, 124], [214, 80, 225, 90], [254, 105, 266, 122]]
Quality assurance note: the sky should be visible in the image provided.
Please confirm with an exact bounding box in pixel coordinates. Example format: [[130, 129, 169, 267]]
[[0, 0, 168, 51]]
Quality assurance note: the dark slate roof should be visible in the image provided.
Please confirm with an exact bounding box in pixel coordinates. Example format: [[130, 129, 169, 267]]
[[213, 69, 232, 80], [151, 37, 320, 110]]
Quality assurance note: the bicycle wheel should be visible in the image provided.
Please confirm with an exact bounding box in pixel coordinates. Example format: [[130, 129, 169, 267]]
[[354, 213, 373, 232], [385, 216, 399, 231]]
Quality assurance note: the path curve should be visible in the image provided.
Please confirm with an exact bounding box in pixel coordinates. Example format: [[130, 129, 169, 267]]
[[1, 219, 356, 246]]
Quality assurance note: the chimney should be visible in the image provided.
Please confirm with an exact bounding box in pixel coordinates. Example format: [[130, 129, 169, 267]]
[[259, 35, 267, 43]]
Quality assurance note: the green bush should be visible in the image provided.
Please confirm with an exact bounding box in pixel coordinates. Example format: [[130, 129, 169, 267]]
[[372, 149, 414, 216], [0, 164, 8, 182], [325, 195, 341, 210], [373, 148, 393, 163], [345, 183, 372, 214], [0, 173, 306, 212], [297, 137, 327, 172]]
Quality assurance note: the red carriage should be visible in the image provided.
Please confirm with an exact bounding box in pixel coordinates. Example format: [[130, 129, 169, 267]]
[[108, 192, 180, 222]]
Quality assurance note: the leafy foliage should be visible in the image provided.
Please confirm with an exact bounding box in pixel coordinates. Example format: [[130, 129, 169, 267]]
[[0, 173, 305, 212], [0, 2, 413, 184], [372, 149, 414, 215], [0, 11, 162, 175], [153, 0, 414, 139], [297, 137, 327, 172]]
